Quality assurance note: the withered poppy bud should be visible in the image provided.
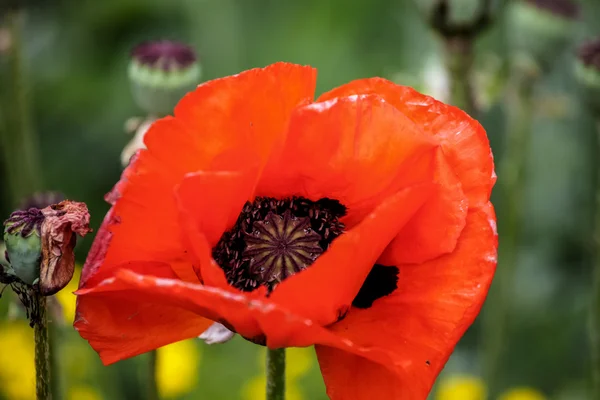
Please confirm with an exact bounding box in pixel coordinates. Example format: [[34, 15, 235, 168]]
[[575, 38, 600, 112], [3, 200, 91, 295], [128, 40, 201, 116], [508, 0, 579, 70], [39, 201, 91, 295]]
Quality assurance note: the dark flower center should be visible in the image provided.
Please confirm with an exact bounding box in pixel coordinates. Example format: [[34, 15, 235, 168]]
[[212, 197, 346, 292], [243, 211, 323, 286], [352, 265, 400, 309], [212, 196, 400, 313]]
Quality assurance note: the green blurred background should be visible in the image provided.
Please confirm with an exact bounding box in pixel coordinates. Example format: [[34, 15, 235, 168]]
[[1, 0, 600, 399]]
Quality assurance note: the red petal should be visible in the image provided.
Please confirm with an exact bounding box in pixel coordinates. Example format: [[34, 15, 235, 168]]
[[176, 170, 257, 248], [75, 269, 353, 360], [74, 261, 213, 365], [81, 63, 316, 286], [378, 150, 468, 265], [258, 95, 439, 228], [318, 78, 495, 208], [269, 183, 435, 326], [173, 62, 317, 172], [315, 205, 497, 400]]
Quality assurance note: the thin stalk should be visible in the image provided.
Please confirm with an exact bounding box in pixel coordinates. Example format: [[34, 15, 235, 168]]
[[481, 66, 536, 394], [266, 348, 286, 400], [48, 321, 62, 400], [1, 10, 42, 206], [33, 292, 51, 400], [444, 36, 476, 116], [590, 120, 600, 399], [147, 350, 159, 400]]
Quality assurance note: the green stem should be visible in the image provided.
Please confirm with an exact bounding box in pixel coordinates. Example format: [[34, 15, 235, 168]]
[[591, 120, 600, 399], [481, 66, 536, 394], [266, 348, 286, 400], [49, 320, 62, 400], [0, 10, 42, 206], [444, 36, 476, 116], [147, 350, 159, 400], [34, 292, 51, 400]]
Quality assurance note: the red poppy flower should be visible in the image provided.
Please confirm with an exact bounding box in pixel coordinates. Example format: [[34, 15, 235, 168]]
[[75, 62, 497, 399]]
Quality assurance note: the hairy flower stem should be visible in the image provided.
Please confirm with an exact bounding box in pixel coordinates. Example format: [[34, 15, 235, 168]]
[[482, 65, 536, 394], [445, 36, 476, 116], [591, 121, 600, 399], [147, 350, 159, 400], [34, 292, 51, 400], [0, 11, 42, 206], [49, 321, 63, 400], [266, 348, 286, 400]]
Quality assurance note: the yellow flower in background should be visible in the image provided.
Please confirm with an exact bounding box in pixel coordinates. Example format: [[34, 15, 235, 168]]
[[157, 339, 201, 398], [68, 385, 103, 400], [0, 322, 35, 400], [55, 266, 82, 323], [243, 347, 316, 400], [435, 375, 487, 400], [499, 387, 547, 400], [286, 347, 314, 380]]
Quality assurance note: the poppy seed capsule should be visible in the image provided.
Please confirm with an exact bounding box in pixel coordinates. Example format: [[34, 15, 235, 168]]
[[3, 209, 44, 285], [213, 197, 346, 292], [128, 40, 201, 116], [507, 0, 579, 70], [575, 38, 600, 112]]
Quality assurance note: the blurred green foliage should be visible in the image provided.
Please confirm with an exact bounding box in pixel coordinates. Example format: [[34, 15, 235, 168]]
[[1, 0, 600, 399]]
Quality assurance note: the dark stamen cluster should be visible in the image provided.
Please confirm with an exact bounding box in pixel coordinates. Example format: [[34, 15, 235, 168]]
[[4, 208, 44, 237], [212, 197, 346, 292]]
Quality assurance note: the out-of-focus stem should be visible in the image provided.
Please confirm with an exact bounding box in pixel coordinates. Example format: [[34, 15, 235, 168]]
[[482, 65, 536, 394], [147, 350, 159, 400], [591, 120, 600, 399], [266, 348, 286, 400], [444, 36, 477, 116], [34, 292, 51, 400], [0, 11, 42, 206]]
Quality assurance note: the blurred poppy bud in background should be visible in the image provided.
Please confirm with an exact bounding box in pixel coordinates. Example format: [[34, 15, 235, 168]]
[[128, 40, 201, 116]]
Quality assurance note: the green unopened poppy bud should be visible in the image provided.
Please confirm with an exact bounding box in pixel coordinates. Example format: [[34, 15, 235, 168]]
[[575, 38, 600, 112], [507, 0, 579, 70], [128, 40, 201, 116], [3, 200, 91, 295]]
